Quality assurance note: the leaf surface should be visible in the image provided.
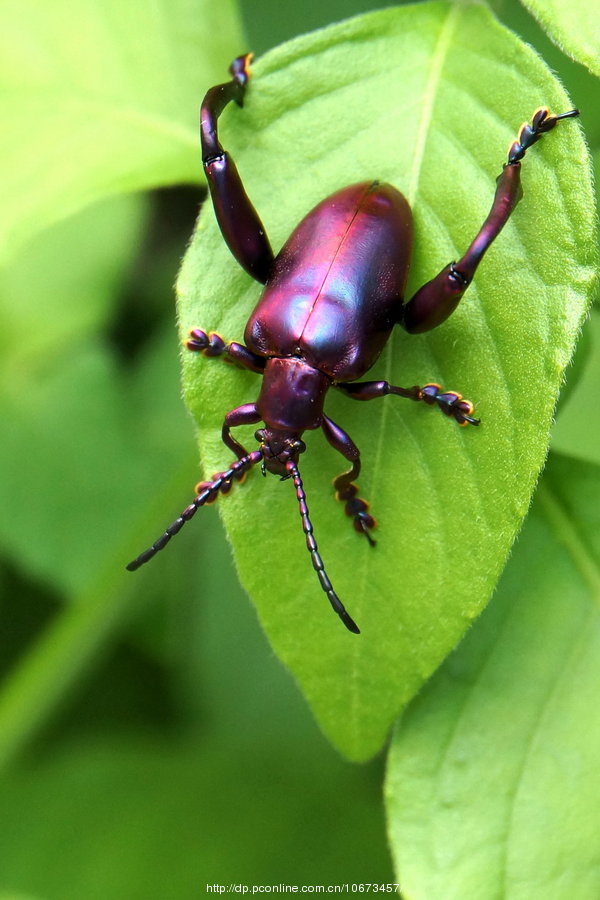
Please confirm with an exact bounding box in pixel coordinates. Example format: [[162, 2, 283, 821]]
[[0, 737, 391, 895], [520, 0, 600, 78], [552, 308, 600, 465], [178, 2, 597, 759], [386, 452, 600, 898]]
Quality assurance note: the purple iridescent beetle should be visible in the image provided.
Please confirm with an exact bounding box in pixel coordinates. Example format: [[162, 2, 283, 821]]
[[128, 54, 578, 634]]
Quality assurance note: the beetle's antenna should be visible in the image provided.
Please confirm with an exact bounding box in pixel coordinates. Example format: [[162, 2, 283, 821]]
[[126, 450, 263, 571], [286, 460, 360, 634]]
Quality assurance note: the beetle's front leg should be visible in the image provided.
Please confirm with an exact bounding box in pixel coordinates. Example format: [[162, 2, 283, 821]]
[[401, 107, 579, 334], [195, 403, 262, 500], [321, 414, 376, 546], [201, 54, 274, 283], [222, 403, 262, 459], [187, 329, 266, 374], [336, 380, 480, 427]]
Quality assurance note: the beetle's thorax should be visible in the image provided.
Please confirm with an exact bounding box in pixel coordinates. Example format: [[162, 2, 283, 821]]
[[256, 357, 330, 433], [254, 357, 330, 476]]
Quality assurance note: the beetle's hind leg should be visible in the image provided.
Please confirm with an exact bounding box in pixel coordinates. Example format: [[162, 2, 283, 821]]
[[321, 414, 376, 546], [187, 329, 266, 374], [201, 54, 275, 283], [336, 379, 480, 427], [400, 106, 579, 335]]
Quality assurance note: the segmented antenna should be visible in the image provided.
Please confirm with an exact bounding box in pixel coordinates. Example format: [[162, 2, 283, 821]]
[[126, 450, 263, 571], [286, 460, 360, 634]]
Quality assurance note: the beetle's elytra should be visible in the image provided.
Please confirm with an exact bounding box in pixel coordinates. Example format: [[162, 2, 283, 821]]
[[127, 53, 578, 634]]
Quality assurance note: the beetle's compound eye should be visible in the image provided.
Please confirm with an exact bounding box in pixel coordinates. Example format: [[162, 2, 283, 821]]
[[254, 429, 265, 443], [294, 440, 306, 454]]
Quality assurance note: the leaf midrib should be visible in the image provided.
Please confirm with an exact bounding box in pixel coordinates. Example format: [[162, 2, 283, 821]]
[[349, 3, 463, 752]]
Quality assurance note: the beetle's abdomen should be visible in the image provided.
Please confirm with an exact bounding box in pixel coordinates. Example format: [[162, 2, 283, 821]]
[[244, 181, 412, 380]]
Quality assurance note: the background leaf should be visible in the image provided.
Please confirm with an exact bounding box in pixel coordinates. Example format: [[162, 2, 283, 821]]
[[519, 0, 600, 79], [385, 451, 600, 899], [0, 0, 244, 263], [0, 185, 202, 767], [552, 308, 600, 465], [178, 1, 597, 759], [2, 0, 600, 894], [0, 737, 392, 897]]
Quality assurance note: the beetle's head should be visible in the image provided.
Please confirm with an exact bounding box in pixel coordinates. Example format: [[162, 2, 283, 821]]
[[254, 427, 306, 476]]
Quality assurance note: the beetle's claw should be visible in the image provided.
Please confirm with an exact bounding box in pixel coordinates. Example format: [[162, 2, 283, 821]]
[[335, 483, 377, 544], [357, 514, 377, 546]]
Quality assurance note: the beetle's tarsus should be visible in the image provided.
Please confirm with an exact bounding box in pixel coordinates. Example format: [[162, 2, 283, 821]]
[[508, 106, 579, 165], [420, 383, 480, 426], [229, 52, 253, 91], [187, 328, 225, 355]]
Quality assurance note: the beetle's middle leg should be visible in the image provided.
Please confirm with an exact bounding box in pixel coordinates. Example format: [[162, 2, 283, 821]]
[[187, 329, 266, 374], [336, 380, 480, 427], [400, 107, 578, 334], [321, 414, 376, 546]]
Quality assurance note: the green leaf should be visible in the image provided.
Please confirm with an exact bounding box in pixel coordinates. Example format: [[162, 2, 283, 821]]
[[0, 329, 200, 770], [0, 193, 191, 597], [178, 1, 597, 759], [552, 308, 600, 465], [519, 0, 600, 79], [0, 193, 147, 377], [0, 178, 207, 768], [0, 738, 392, 896], [0, 0, 244, 263], [385, 452, 600, 899]]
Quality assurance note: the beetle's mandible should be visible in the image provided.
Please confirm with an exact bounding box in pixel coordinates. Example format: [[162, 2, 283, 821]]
[[127, 53, 578, 634]]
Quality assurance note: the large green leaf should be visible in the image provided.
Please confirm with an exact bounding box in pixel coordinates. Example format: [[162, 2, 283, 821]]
[[178, 1, 597, 759], [552, 308, 600, 465], [385, 452, 600, 898], [0, 194, 147, 378], [0, 194, 190, 597], [0, 737, 391, 897], [0, 0, 244, 263], [519, 0, 600, 79], [0, 195, 201, 767]]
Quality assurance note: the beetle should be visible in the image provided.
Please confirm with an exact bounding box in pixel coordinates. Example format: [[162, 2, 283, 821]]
[[127, 53, 578, 634]]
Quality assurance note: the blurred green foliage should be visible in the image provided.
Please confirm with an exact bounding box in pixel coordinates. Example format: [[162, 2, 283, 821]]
[[0, 0, 598, 897]]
